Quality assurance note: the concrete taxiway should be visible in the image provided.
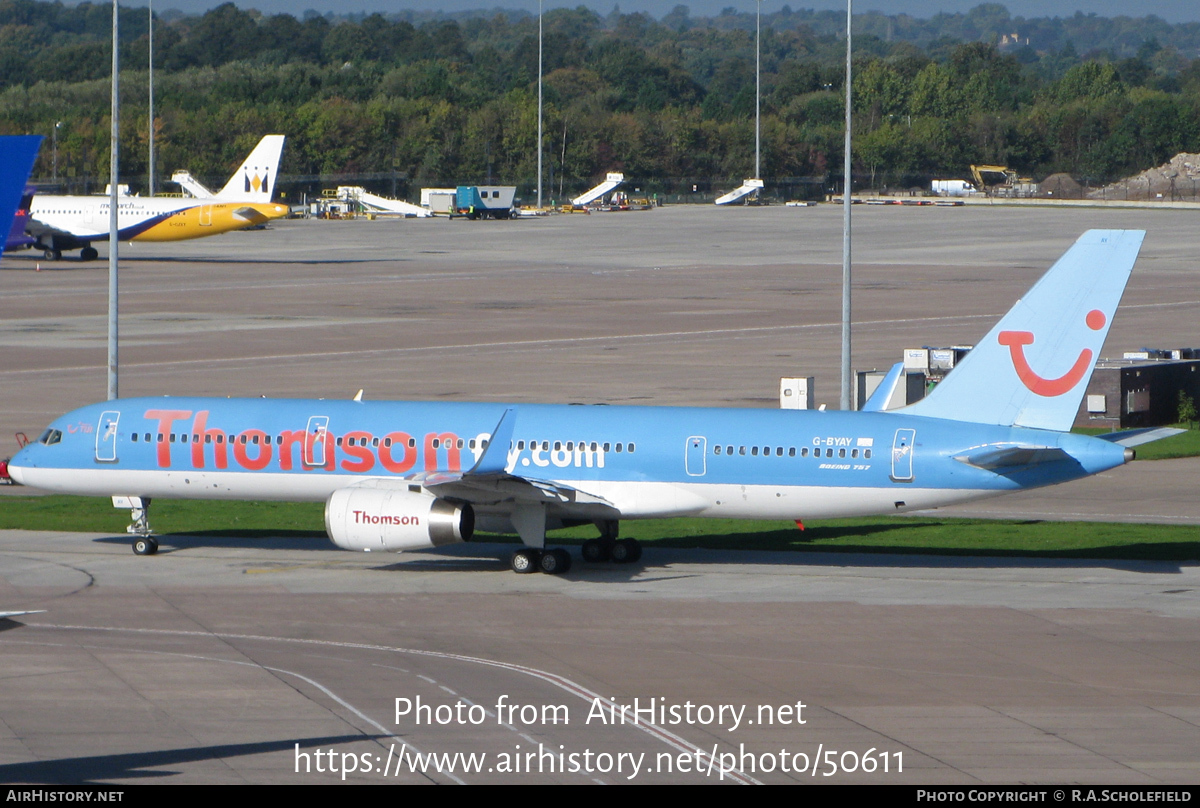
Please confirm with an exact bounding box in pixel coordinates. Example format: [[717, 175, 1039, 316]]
[[1, 205, 1198, 783]]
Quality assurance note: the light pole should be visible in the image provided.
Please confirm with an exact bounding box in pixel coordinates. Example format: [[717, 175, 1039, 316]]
[[840, 0, 853, 411], [536, 0, 543, 209], [108, 0, 120, 401], [755, 0, 761, 180], [52, 121, 62, 186], [148, 0, 155, 196]]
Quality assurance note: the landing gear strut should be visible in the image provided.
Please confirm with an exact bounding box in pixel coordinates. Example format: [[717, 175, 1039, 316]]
[[582, 521, 641, 565], [117, 496, 158, 555]]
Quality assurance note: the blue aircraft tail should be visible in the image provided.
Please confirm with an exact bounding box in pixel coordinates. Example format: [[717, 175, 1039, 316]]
[[902, 229, 1145, 432], [0, 136, 42, 260]]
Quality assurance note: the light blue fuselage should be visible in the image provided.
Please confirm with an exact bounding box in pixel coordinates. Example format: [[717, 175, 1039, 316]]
[[10, 396, 1128, 524]]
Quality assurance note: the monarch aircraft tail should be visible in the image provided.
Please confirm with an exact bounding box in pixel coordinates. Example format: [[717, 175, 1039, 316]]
[[216, 135, 285, 203], [902, 229, 1145, 433]]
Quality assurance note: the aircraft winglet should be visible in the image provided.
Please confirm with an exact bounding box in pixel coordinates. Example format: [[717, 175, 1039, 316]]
[[467, 407, 517, 475], [862, 362, 905, 412]]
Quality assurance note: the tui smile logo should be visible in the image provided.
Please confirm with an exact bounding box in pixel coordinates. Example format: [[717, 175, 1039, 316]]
[[998, 309, 1106, 397]]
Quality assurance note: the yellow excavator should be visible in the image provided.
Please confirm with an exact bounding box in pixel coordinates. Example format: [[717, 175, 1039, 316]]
[[970, 164, 1034, 194]]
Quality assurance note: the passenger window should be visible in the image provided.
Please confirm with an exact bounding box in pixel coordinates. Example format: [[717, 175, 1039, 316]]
[[865, 449, 872, 459], [739, 446, 746, 455], [838, 448, 846, 458], [373, 438, 380, 447], [851, 449, 858, 458], [554, 441, 562, 451], [801, 448, 808, 457], [590, 442, 598, 451], [518, 441, 525, 450], [408, 438, 416, 448], [603, 443, 610, 451], [616, 444, 623, 453], [455, 439, 462, 449], [714, 445, 722, 455], [170, 434, 176, 443], [336, 437, 343, 446], [751, 446, 759, 456], [145, 433, 151, 442], [628, 443, 635, 452], [469, 439, 476, 449], [776, 447, 783, 456], [566, 442, 573, 451], [131, 433, 138, 442], [789, 447, 795, 457], [385, 438, 392, 447]]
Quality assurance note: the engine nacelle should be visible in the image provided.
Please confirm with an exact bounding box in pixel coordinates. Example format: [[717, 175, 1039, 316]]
[[325, 483, 474, 552]]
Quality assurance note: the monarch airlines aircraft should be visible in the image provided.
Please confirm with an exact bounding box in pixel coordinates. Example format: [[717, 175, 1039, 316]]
[[8, 230, 1166, 574], [25, 135, 288, 261]]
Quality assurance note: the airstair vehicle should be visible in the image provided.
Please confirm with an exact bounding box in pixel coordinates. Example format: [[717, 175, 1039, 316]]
[[337, 187, 432, 218], [572, 172, 625, 207], [714, 178, 764, 206]]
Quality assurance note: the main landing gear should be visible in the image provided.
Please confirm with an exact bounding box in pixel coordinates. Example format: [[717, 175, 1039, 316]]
[[581, 519, 642, 565], [510, 547, 572, 575], [509, 520, 642, 575], [118, 496, 158, 555]]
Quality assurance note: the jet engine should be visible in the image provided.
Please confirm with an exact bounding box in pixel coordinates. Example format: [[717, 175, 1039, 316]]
[[325, 483, 474, 552]]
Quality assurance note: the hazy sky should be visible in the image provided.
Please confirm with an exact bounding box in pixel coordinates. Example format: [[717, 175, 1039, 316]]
[[123, 1, 1200, 26]]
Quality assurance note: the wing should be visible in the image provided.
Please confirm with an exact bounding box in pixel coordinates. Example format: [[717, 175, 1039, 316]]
[[417, 408, 618, 515]]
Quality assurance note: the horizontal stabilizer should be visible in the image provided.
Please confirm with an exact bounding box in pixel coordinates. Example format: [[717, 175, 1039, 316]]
[[1095, 427, 1186, 447], [953, 445, 1071, 470]]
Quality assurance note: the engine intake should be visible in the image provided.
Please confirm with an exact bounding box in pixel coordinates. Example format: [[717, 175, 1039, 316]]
[[325, 484, 474, 552]]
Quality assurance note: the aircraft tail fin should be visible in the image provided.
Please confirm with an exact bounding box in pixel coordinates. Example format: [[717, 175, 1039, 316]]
[[902, 229, 1145, 432], [0, 136, 42, 259], [217, 135, 285, 203]]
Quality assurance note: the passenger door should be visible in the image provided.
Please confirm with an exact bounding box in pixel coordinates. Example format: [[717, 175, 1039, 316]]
[[303, 416, 329, 467], [95, 410, 120, 463], [685, 436, 707, 476], [890, 428, 915, 482]]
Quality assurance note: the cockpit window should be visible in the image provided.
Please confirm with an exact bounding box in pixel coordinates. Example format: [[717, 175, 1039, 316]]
[[39, 428, 62, 446]]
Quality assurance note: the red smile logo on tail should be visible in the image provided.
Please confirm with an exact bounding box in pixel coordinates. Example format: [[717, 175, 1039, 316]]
[[998, 309, 1106, 397]]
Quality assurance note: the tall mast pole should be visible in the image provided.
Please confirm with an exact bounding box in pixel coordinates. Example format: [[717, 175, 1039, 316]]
[[840, 0, 853, 411], [108, 0, 120, 401], [537, 0, 543, 209], [755, 0, 761, 178], [148, 0, 155, 196]]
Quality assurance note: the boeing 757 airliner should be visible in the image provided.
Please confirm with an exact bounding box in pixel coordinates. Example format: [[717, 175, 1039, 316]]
[[7, 229, 1168, 574]]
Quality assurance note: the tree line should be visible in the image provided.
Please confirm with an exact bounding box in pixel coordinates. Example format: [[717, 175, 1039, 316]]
[[0, 1, 1198, 199]]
